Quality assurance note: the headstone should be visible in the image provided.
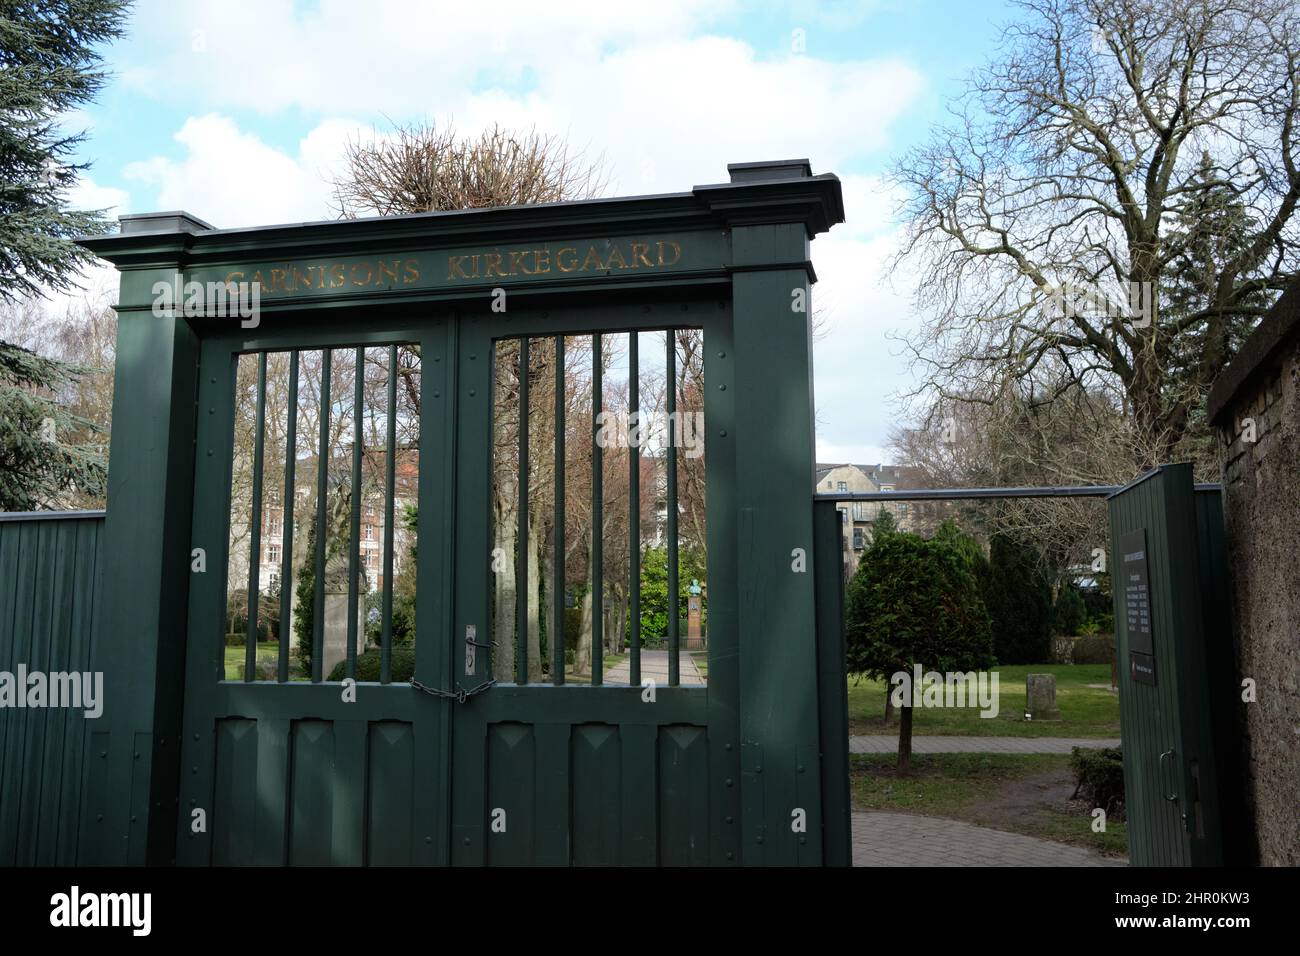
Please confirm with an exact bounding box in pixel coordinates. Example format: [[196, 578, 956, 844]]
[[322, 553, 365, 679], [1025, 673, 1061, 720]]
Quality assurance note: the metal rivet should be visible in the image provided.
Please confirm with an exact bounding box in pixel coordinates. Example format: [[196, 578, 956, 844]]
[[720, 430, 728, 437], [425, 836, 432, 844], [725, 815, 733, 824], [718, 384, 726, 391], [134, 752, 140, 759], [208, 407, 214, 414], [96, 814, 103, 822], [725, 778, 734, 787], [470, 354, 477, 360], [207, 449, 213, 457], [433, 390, 441, 399], [434, 356, 441, 362], [756, 766, 763, 774], [469, 389, 477, 397], [724, 742, 732, 751], [726, 851, 734, 860], [463, 837, 471, 846], [798, 765, 805, 773], [718, 351, 726, 358], [799, 836, 807, 845], [757, 836, 764, 845], [194, 733, 200, 741], [130, 815, 137, 823]]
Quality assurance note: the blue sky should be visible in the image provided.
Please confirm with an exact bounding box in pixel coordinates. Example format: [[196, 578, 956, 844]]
[[66, 0, 1020, 464]]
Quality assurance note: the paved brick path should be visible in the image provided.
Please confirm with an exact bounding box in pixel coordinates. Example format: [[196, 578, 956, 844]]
[[603, 650, 705, 686], [852, 811, 1126, 866], [850, 736, 1120, 754]]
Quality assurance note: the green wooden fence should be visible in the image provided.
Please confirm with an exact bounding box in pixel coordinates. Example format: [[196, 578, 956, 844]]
[[0, 511, 104, 865]]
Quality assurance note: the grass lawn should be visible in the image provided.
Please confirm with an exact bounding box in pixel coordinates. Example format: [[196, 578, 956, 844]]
[[848, 663, 1119, 737], [850, 752, 1128, 857]]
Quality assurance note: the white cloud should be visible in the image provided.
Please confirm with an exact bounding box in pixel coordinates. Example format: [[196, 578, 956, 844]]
[[122, 114, 363, 227]]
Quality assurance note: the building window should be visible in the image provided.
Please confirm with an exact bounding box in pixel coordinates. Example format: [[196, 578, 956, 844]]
[[837, 481, 847, 492], [852, 528, 865, 550], [839, 507, 848, 524], [267, 544, 280, 564], [363, 524, 375, 541], [853, 502, 864, 520]]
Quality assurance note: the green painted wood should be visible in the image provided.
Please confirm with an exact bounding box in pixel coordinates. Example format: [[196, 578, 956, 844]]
[[65, 166, 849, 868], [658, 725, 709, 866], [278, 352, 299, 684], [572, 724, 620, 866], [1108, 464, 1225, 866], [289, 720, 334, 866], [367, 721, 415, 865], [211, 719, 257, 865], [591, 333, 604, 686], [553, 335, 566, 686], [380, 344, 397, 685], [534, 722, 571, 864], [1193, 490, 1249, 864], [0, 515, 103, 866], [253, 718, 290, 865], [731, 244, 824, 866], [486, 723, 535, 866], [628, 332, 642, 688], [702, 307, 741, 866], [812, 499, 852, 866]]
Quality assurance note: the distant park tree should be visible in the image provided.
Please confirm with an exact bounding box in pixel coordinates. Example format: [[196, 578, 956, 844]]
[[892, 0, 1300, 470], [845, 529, 994, 771], [0, 0, 129, 510]]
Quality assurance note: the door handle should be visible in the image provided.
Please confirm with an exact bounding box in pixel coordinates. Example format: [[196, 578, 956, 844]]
[[1159, 748, 1179, 803]]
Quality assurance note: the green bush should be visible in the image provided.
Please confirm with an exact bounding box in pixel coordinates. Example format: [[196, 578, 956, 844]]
[[1070, 746, 1125, 816], [984, 535, 1052, 663], [1072, 633, 1116, 664], [1051, 585, 1088, 636], [326, 647, 417, 683], [845, 528, 994, 769], [225, 633, 244, 647]]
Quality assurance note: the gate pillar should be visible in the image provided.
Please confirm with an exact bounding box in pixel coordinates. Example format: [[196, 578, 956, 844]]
[[723, 162, 829, 863], [82, 212, 208, 864]]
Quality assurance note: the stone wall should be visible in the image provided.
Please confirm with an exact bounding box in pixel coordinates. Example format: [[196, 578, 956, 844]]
[[1207, 282, 1300, 867]]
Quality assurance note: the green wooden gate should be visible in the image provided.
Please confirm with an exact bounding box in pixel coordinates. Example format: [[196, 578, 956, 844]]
[[77, 160, 849, 866], [1107, 463, 1233, 866]]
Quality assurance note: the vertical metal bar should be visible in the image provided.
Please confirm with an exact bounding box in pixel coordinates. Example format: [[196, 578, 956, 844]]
[[381, 344, 397, 685], [346, 347, 364, 680], [591, 333, 603, 686], [667, 331, 679, 687], [277, 350, 299, 683], [311, 349, 332, 683], [552, 335, 566, 685], [246, 352, 267, 682], [629, 332, 641, 688], [516, 337, 530, 684]]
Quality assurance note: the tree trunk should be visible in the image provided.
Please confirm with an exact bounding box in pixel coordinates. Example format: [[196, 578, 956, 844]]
[[526, 508, 543, 683], [575, 591, 593, 676], [884, 691, 895, 727], [898, 703, 913, 774], [492, 491, 517, 683]]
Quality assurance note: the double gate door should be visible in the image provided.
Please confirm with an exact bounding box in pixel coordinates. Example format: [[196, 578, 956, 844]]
[[177, 299, 741, 866]]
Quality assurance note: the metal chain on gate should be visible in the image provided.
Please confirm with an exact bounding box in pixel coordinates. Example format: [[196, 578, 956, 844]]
[[409, 677, 497, 704]]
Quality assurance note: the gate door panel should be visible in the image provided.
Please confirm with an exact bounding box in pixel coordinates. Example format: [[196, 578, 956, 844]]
[[448, 301, 742, 866], [177, 316, 455, 865], [1108, 463, 1225, 866]]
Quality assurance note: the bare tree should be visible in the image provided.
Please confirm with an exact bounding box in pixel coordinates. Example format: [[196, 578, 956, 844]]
[[331, 121, 606, 218], [891, 0, 1300, 469]]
